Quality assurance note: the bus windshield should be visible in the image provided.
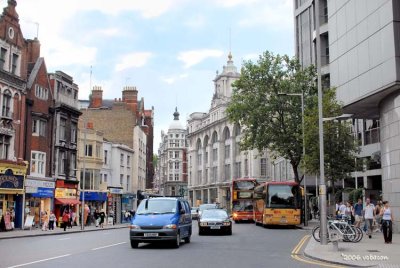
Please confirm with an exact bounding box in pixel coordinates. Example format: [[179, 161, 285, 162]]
[[233, 180, 257, 190], [232, 200, 253, 212], [267, 185, 300, 208]]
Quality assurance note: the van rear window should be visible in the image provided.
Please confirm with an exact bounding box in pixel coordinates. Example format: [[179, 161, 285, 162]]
[[137, 199, 177, 215]]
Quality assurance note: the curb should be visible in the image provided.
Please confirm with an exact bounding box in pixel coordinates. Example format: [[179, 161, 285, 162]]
[[0, 225, 129, 240]]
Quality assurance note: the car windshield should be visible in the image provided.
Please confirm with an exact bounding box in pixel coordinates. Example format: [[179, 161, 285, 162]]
[[199, 204, 218, 211], [201, 209, 228, 219], [136, 199, 177, 215]]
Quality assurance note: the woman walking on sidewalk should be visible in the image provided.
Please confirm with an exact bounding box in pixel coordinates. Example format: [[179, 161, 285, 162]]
[[380, 201, 394, 244], [49, 211, 56, 230]]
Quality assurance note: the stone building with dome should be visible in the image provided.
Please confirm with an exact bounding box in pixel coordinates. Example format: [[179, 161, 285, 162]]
[[186, 53, 273, 210], [157, 108, 188, 197]]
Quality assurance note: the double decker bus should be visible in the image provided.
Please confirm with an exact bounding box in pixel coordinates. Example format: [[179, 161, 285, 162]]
[[231, 178, 259, 223], [253, 181, 302, 226]]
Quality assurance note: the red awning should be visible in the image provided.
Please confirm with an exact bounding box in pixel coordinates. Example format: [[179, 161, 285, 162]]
[[55, 198, 81, 205]]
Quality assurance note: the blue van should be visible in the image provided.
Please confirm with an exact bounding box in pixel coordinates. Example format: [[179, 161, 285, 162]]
[[129, 197, 192, 248]]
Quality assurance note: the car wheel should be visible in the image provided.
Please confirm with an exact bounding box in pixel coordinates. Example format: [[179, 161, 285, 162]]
[[184, 235, 191, 243], [198, 228, 203, 236], [130, 240, 138, 248], [173, 233, 180, 248], [227, 227, 232, 235]]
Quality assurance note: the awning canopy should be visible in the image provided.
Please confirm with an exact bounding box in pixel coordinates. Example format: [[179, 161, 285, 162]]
[[55, 198, 81, 205]]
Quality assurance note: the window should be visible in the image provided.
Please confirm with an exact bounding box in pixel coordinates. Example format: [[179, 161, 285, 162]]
[[104, 150, 108, 164], [60, 118, 66, 140], [0, 48, 6, 70], [34, 84, 49, 100], [212, 167, 218, 183], [169, 174, 173, 181], [11, 53, 18, 74], [224, 145, 230, 159], [127, 155, 131, 167], [71, 122, 77, 143], [169, 151, 173, 158], [260, 158, 267, 177], [96, 144, 101, 158], [175, 174, 179, 181], [175, 162, 180, 170], [85, 144, 93, 157], [197, 152, 202, 165], [0, 135, 10, 159], [169, 162, 173, 169], [235, 162, 241, 178], [103, 174, 108, 183], [70, 153, 76, 176], [174, 151, 179, 158], [2, 90, 11, 118], [59, 151, 66, 174], [32, 119, 46, 136], [120, 174, 124, 185], [224, 164, 231, 181], [244, 159, 249, 177], [126, 175, 130, 190], [120, 154, 124, 166], [31, 151, 46, 176], [212, 148, 218, 162]]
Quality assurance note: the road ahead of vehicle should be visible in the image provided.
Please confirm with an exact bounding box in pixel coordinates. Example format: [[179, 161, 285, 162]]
[[0, 223, 324, 268]]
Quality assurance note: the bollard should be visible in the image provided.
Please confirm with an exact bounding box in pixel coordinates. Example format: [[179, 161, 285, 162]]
[[332, 240, 339, 251]]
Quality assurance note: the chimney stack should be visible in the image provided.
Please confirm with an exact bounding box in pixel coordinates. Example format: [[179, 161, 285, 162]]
[[90, 86, 103, 108]]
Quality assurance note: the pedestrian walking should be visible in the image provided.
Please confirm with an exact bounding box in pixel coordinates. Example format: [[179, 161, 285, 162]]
[[99, 210, 106, 228], [41, 211, 49, 231], [94, 209, 99, 227], [364, 198, 375, 238], [380, 201, 394, 244], [62, 210, 70, 231], [353, 198, 363, 228], [49, 211, 56, 230], [374, 201, 383, 232], [344, 201, 354, 224]]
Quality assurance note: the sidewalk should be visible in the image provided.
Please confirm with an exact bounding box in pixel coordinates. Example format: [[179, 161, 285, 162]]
[[302, 220, 400, 267], [0, 222, 129, 240]]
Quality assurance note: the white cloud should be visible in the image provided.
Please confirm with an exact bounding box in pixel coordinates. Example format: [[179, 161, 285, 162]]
[[184, 14, 206, 28], [115, 52, 153, 72], [178, 49, 224, 69], [213, 0, 260, 8], [91, 28, 123, 38], [242, 53, 259, 61], [161, 73, 189, 84]]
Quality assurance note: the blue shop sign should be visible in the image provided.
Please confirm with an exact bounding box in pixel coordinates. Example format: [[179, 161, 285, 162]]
[[0, 169, 24, 189], [80, 192, 107, 201], [30, 187, 54, 198]]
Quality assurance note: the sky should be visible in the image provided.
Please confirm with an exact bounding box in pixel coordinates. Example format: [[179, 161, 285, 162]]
[[4, 0, 295, 151]]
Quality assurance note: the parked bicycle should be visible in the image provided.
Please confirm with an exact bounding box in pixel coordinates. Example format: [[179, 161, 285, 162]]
[[312, 215, 363, 243]]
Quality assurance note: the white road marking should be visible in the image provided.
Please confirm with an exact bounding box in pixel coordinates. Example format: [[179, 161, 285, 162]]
[[91, 242, 127, 251], [58, 238, 71, 241], [7, 254, 71, 268]]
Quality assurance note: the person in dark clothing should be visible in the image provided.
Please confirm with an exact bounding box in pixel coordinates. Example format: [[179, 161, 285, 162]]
[[99, 210, 106, 228]]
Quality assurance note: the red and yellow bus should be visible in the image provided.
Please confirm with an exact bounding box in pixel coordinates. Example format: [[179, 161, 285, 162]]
[[253, 181, 302, 226], [231, 178, 259, 223]]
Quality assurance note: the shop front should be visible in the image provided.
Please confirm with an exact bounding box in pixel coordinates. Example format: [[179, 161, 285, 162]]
[[25, 179, 55, 227], [54, 180, 80, 227], [121, 193, 136, 223], [0, 162, 29, 230], [107, 186, 123, 225], [80, 191, 107, 225]]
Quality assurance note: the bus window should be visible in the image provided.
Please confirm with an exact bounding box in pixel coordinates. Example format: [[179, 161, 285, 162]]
[[267, 185, 299, 208]]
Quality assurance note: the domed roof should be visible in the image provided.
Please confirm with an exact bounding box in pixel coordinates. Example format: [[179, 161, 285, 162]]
[[168, 107, 184, 130]]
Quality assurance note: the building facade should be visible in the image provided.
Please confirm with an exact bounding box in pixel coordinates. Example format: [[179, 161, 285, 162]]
[[187, 54, 272, 210], [158, 108, 188, 197], [0, 0, 29, 230], [294, 0, 399, 229]]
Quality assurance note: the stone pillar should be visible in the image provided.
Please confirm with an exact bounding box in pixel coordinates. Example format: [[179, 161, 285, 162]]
[[380, 92, 400, 233]]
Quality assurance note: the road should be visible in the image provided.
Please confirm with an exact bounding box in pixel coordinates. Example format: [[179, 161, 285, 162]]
[[0, 222, 326, 268]]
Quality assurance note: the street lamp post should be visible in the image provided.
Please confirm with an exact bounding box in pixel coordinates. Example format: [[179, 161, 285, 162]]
[[81, 110, 87, 230], [278, 92, 307, 226], [315, 0, 328, 245]]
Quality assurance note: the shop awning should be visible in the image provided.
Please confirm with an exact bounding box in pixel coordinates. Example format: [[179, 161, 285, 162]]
[[55, 198, 81, 205]]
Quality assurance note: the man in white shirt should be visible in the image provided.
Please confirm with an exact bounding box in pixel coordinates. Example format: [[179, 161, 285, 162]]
[[363, 198, 375, 238]]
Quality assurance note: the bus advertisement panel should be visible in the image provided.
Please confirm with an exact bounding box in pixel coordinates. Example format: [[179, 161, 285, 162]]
[[231, 178, 258, 223], [253, 181, 302, 226]]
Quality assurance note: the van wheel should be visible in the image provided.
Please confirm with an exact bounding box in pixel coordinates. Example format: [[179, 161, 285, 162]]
[[184, 235, 191, 244], [130, 240, 138, 248], [173, 233, 180, 248]]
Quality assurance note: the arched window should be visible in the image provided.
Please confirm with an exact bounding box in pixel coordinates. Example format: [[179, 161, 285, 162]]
[[2, 90, 12, 117]]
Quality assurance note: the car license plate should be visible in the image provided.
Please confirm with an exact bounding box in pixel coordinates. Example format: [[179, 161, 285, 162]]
[[242, 218, 248, 221], [144, 233, 159, 237], [210, 226, 220, 229], [280, 218, 287, 223]]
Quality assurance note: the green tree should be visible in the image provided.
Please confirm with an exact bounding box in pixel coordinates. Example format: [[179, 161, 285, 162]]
[[226, 51, 316, 183], [303, 88, 360, 199]]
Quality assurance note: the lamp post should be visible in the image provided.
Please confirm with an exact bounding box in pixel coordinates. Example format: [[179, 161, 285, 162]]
[[81, 109, 87, 230], [278, 92, 307, 226]]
